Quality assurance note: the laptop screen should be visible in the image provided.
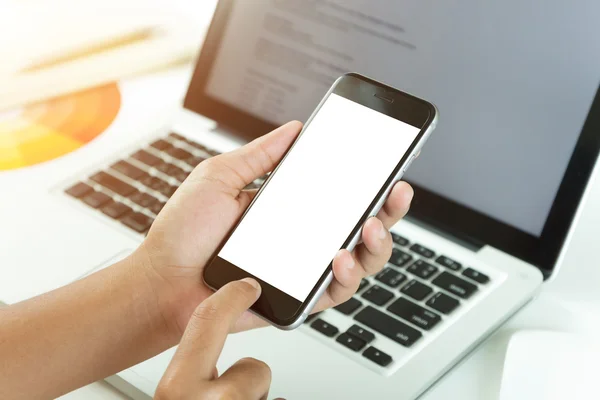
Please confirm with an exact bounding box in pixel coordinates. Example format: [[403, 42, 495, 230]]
[[203, 0, 600, 238]]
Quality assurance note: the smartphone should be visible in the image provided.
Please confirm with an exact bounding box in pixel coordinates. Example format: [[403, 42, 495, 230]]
[[203, 73, 438, 329]]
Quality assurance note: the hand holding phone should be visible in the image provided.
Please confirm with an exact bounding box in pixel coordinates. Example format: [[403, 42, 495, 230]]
[[140, 117, 414, 337], [204, 73, 438, 329]]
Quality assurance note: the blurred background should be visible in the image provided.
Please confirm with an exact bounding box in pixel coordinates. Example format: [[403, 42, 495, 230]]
[[0, 0, 217, 171], [0, 0, 217, 106]]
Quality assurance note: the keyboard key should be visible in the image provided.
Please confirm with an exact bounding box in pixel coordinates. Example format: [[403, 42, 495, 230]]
[[150, 139, 172, 151], [347, 324, 375, 343], [101, 201, 132, 219], [361, 285, 394, 306], [128, 191, 157, 208], [175, 170, 190, 182], [169, 132, 186, 141], [432, 272, 477, 299], [389, 248, 413, 267], [375, 268, 406, 288], [121, 212, 153, 233], [310, 318, 339, 337], [336, 333, 366, 351], [166, 147, 193, 160], [184, 140, 206, 151], [82, 191, 112, 208], [166, 164, 186, 178], [136, 171, 153, 184], [388, 297, 441, 331], [462, 268, 490, 284], [186, 141, 219, 156], [334, 297, 362, 315], [148, 201, 166, 215], [185, 156, 205, 168], [355, 306, 422, 347], [157, 183, 177, 198], [111, 160, 145, 180], [132, 150, 161, 166], [410, 243, 435, 258], [407, 260, 438, 280], [363, 346, 392, 366], [436, 255, 462, 271], [65, 182, 93, 198], [90, 172, 135, 196], [401, 280, 433, 301], [391, 232, 409, 246], [357, 279, 369, 293], [142, 176, 165, 191], [189, 142, 220, 157], [426, 292, 460, 314], [139, 174, 151, 186], [154, 161, 180, 176], [154, 161, 173, 174]]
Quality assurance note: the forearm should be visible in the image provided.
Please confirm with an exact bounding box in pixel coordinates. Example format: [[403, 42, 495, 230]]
[[0, 251, 178, 399]]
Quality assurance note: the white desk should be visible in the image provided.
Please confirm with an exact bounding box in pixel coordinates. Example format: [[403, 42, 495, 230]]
[[59, 382, 129, 400], [61, 281, 600, 399]]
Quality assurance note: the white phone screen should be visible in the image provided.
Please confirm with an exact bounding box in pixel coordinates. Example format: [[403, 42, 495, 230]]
[[219, 94, 420, 301]]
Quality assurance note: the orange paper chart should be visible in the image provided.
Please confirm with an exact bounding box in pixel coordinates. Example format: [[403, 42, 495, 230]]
[[0, 83, 121, 171]]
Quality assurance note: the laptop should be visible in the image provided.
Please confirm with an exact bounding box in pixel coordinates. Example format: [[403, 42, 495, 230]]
[[2, 0, 600, 398]]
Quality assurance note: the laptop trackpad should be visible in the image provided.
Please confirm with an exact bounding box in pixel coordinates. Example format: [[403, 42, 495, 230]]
[[0, 194, 139, 304]]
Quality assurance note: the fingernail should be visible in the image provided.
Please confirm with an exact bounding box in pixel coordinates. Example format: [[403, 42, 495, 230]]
[[378, 220, 387, 240], [405, 185, 414, 202], [337, 250, 355, 270], [344, 253, 355, 270], [241, 277, 260, 291]]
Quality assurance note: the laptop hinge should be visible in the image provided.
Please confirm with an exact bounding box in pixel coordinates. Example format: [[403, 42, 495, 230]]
[[405, 214, 484, 253], [406, 214, 552, 280]]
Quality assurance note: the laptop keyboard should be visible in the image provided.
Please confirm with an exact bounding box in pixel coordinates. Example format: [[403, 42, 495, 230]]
[[64, 132, 266, 235], [64, 132, 492, 372], [305, 233, 492, 370]]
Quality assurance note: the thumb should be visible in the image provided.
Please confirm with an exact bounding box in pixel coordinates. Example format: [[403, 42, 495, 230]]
[[164, 278, 261, 383], [211, 120, 302, 190]]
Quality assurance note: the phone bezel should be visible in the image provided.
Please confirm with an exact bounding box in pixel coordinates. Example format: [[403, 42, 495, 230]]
[[203, 73, 437, 328]]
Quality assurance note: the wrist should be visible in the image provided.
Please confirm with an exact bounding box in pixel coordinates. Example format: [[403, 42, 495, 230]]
[[125, 245, 186, 344], [129, 242, 206, 343]]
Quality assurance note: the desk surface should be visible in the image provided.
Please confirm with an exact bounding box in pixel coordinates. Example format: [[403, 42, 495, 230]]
[[60, 293, 600, 399], [59, 382, 128, 400]]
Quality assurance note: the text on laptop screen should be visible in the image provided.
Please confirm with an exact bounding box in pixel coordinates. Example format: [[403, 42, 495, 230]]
[[206, 0, 600, 237], [219, 94, 419, 301]]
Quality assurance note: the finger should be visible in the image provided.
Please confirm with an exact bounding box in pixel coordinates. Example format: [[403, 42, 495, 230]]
[[231, 309, 269, 333], [319, 249, 363, 307], [167, 278, 261, 381], [315, 217, 392, 309], [215, 357, 272, 400], [210, 121, 302, 190], [376, 181, 414, 230], [354, 217, 393, 276]]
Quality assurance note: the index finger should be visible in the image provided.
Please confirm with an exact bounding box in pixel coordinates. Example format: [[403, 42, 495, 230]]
[[169, 278, 261, 381]]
